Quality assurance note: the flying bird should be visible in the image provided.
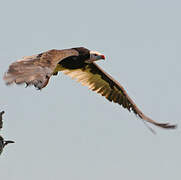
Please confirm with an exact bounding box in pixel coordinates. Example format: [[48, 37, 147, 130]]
[[0, 111, 15, 155], [0, 136, 15, 155], [3, 47, 176, 130], [0, 111, 5, 130]]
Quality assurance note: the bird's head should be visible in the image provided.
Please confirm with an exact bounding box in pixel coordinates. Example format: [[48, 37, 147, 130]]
[[85, 51, 105, 63], [4, 140, 15, 147]]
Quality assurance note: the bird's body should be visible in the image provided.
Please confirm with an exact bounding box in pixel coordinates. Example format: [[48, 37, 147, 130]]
[[0, 136, 4, 155], [0, 111, 15, 155], [3, 47, 176, 130], [0, 136, 14, 155]]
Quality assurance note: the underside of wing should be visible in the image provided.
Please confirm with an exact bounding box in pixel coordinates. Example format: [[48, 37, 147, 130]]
[[3, 49, 79, 89], [60, 62, 176, 129], [3, 55, 52, 89]]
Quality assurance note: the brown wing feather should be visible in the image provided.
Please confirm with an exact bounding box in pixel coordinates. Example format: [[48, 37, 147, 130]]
[[3, 49, 78, 89], [61, 62, 176, 129]]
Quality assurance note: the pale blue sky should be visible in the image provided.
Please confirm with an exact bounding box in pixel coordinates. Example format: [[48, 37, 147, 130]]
[[0, 0, 181, 179]]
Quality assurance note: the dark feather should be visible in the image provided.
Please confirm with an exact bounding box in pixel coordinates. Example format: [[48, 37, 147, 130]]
[[61, 62, 176, 129]]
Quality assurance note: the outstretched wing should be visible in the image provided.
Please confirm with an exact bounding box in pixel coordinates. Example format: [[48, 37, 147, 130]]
[[3, 49, 78, 89], [60, 62, 176, 129]]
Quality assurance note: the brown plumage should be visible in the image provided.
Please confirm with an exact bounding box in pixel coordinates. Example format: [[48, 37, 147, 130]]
[[4, 49, 78, 89], [3, 47, 177, 130]]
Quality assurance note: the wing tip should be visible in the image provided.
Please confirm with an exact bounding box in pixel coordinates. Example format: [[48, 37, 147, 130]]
[[155, 123, 177, 129], [3, 73, 14, 85], [135, 110, 177, 130]]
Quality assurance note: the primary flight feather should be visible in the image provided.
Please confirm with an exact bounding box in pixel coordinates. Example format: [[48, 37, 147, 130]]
[[3, 47, 176, 130]]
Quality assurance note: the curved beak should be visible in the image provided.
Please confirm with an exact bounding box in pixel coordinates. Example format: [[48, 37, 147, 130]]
[[85, 54, 106, 63], [101, 55, 105, 60], [96, 55, 105, 60]]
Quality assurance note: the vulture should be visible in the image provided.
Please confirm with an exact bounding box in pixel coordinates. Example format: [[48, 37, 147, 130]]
[[3, 47, 176, 130]]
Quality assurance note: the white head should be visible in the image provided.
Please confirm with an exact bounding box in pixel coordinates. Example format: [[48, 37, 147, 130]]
[[85, 50, 105, 63]]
